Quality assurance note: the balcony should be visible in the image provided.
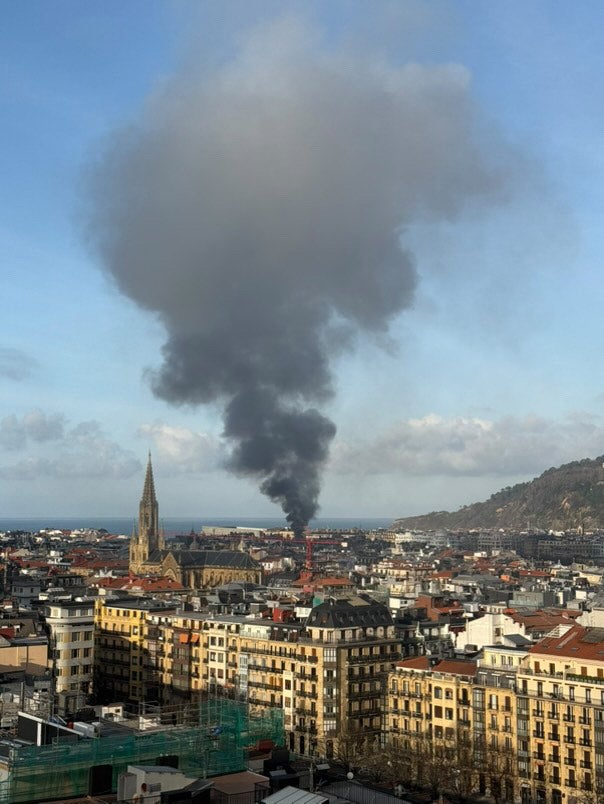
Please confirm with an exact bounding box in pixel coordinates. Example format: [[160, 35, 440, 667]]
[[349, 706, 382, 718], [247, 662, 269, 671], [564, 758, 576, 766], [249, 695, 275, 707], [548, 710, 559, 720], [579, 716, 592, 725], [533, 709, 545, 718], [348, 688, 381, 700], [295, 706, 316, 716], [548, 732, 560, 741], [580, 760, 593, 769], [565, 779, 577, 788], [549, 776, 562, 785], [249, 680, 282, 691], [563, 714, 575, 722], [548, 754, 561, 763], [564, 736, 576, 744], [579, 738, 592, 747], [533, 752, 546, 761], [294, 723, 318, 735]]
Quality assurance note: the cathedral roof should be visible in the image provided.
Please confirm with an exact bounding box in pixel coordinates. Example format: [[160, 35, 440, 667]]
[[160, 549, 259, 569]]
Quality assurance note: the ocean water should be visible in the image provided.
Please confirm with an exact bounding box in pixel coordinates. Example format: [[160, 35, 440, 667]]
[[0, 516, 394, 536]]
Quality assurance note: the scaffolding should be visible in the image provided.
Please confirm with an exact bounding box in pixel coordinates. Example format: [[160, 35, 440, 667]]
[[0, 699, 284, 804]]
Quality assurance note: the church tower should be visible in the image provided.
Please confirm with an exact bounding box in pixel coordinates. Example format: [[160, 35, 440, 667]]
[[129, 453, 165, 574]]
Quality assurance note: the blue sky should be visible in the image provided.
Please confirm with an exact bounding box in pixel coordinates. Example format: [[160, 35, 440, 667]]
[[2, 1, 604, 520]]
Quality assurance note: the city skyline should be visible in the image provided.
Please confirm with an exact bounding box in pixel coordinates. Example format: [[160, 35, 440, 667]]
[[3, 1, 604, 519]]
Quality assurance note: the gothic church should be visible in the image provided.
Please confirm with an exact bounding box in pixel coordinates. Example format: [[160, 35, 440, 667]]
[[129, 455, 261, 588]]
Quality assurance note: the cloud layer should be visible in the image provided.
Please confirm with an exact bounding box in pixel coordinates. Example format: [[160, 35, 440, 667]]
[[332, 413, 604, 477], [0, 412, 140, 480], [0, 410, 65, 450], [138, 421, 222, 472]]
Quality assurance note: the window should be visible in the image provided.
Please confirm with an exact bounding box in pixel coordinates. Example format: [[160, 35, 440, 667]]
[[434, 687, 442, 699]]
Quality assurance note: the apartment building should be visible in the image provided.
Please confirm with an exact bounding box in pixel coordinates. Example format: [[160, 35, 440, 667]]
[[94, 594, 403, 759], [385, 626, 604, 803], [94, 597, 177, 703], [161, 596, 402, 758], [386, 644, 534, 802], [45, 597, 95, 716], [516, 623, 604, 804]]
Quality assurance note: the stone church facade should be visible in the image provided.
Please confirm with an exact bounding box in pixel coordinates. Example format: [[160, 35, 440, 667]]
[[128, 456, 261, 588]]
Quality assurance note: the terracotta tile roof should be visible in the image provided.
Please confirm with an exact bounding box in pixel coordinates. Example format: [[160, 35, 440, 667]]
[[310, 577, 353, 587], [89, 575, 185, 592], [434, 659, 477, 677], [507, 608, 581, 633], [395, 656, 430, 670], [530, 624, 604, 660]]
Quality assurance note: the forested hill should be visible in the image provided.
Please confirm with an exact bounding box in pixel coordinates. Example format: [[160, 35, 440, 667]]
[[392, 457, 604, 531]]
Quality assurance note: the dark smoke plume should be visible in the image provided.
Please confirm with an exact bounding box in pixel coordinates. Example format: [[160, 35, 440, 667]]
[[85, 19, 509, 533]]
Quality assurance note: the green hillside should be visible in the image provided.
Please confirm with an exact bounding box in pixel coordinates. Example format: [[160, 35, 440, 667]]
[[393, 457, 604, 531]]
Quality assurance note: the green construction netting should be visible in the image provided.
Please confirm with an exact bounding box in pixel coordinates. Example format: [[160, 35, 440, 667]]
[[0, 700, 283, 803]]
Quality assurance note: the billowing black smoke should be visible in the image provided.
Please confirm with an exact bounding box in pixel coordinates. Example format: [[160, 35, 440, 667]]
[[84, 19, 509, 531]]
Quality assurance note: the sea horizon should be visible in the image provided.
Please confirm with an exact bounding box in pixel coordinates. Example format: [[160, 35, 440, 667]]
[[0, 515, 395, 536]]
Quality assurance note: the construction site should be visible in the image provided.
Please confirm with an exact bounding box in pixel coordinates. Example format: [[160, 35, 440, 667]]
[[0, 698, 284, 803]]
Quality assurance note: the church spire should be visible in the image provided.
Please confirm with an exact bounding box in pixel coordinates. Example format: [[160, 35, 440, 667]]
[[129, 452, 163, 574], [141, 451, 157, 506]]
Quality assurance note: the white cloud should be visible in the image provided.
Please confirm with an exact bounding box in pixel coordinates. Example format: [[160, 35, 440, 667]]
[[0, 410, 65, 450], [0, 416, 140, 480], [331, 412, 604, 477], [138, 421, 223, 473]]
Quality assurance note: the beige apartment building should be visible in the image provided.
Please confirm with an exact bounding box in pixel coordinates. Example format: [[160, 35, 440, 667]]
[[158, 597, 402, 757], [515, 623, 604, 804], [386, 626, 604, 803], [94, 597, 177, 703], [94, 594, 402, 758]]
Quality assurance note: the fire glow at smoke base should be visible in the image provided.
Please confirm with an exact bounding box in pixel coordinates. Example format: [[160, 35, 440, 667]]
[[85, 19, 515, 533]]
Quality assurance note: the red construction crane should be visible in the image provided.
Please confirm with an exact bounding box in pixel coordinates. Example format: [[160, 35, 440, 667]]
[[304, 530, 343, 571]]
